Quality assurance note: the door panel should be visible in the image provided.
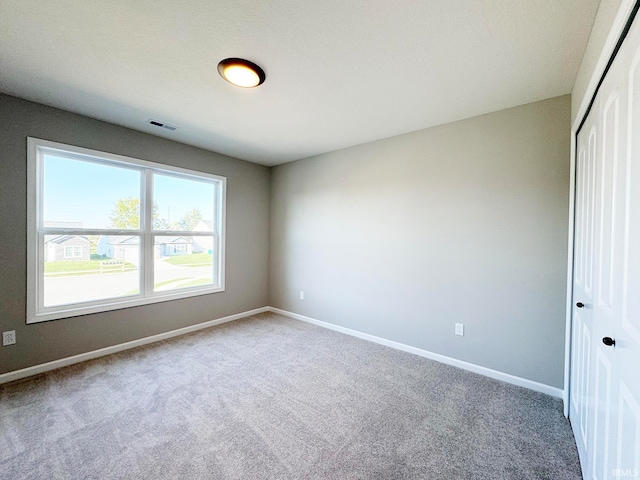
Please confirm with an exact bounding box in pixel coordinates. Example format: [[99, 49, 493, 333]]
[[616, 384, 640, 475], [623, 45, 640, 344], [585, 127, 598, 299], [576, 147, 586, 288], [592, 347, 613, 479], [597, 92, 619, 315], [580, 322, 592, 450]]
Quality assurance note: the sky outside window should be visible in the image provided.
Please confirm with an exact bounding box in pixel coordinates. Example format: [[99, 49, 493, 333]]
[[43, 155, 216, 230], [43, 155, 140, 229], [153, 173, 215, 231]]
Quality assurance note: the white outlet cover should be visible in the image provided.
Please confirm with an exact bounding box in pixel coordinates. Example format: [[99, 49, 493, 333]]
[[3, 330, 16, 346], [455, 323, 464, 336], [299, 291, 305, 300]]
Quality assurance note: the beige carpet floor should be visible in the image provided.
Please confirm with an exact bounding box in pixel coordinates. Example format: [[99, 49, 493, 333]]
[[0, 312, 582, 479]]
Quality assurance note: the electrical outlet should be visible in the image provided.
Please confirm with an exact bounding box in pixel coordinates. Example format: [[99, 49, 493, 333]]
[[299, 291, 305, 300], [3, 330, 16, 346], [455, 323, 464, 336]]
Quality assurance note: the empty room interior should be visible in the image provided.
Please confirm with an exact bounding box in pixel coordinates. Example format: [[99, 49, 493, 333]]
[[1, 1, 639, 479]]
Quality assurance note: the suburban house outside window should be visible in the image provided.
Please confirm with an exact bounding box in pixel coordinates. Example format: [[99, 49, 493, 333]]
[[27, 138, 226, 323]]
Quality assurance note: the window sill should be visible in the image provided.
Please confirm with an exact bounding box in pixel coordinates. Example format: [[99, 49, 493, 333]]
[[28, 285, 225, 324]]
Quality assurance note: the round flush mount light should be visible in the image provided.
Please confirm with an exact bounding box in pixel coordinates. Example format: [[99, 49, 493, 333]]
[[217, 58, 266, 88]]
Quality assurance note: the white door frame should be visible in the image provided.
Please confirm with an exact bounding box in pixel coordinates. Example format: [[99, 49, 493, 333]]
[[564, 0, 639, 417]]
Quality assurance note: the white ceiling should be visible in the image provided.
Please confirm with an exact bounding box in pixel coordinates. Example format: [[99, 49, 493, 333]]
[[0, 0, 600, 166]]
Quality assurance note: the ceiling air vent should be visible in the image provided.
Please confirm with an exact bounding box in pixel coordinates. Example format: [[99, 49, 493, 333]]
[[147, 120, 177, 131]]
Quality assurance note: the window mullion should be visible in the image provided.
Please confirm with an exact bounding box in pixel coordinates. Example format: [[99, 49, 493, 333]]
[[41, 228, 142, 236], [142, 170, 154, 296]]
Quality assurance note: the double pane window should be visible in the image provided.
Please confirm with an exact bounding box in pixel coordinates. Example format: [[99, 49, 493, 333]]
[[28, 138, 226, 323]]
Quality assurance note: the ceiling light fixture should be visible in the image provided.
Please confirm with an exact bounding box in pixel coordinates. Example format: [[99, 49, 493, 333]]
[[217, 58, 266, 88]]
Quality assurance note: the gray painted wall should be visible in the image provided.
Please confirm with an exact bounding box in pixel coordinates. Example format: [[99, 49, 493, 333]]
[[270, 95, 571, 388], [1, 92, 571, 389], [0, 94, 270, 375]]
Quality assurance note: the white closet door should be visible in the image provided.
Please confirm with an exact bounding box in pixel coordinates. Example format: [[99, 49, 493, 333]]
[[571, 9, 640, 479], [572, 94, 600, 474]]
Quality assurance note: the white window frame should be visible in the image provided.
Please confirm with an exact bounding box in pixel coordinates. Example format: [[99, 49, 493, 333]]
[[27, 138, 226, 324]]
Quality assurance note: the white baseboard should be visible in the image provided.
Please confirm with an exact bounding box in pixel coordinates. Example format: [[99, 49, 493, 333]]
[[0, 307, 269, 385], [269, 307, 564, 399], [2, 305, 564, 400]]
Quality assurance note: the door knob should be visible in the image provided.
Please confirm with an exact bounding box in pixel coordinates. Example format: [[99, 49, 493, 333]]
[[576, 302, 585, 308], [602, 337, 616, 347]]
